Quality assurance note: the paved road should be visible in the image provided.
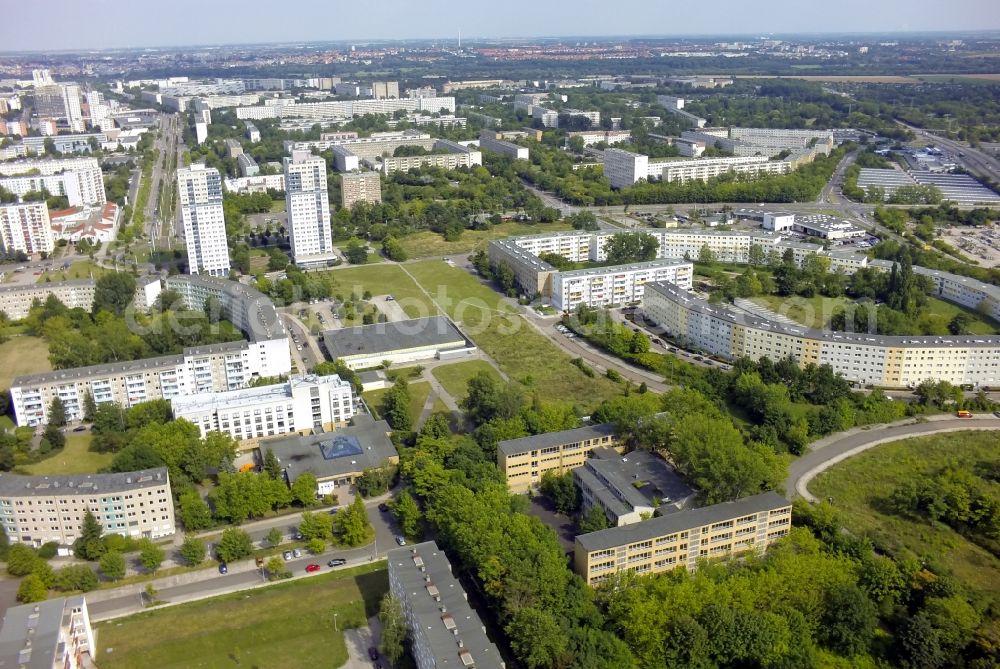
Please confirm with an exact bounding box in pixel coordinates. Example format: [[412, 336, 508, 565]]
[[786, 415, 1000, 502], [899, 121, 1000, 181]]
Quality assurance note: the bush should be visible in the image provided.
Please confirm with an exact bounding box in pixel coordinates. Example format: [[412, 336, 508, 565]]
[[37, 542, 59, 560], [307, 537, 327, 555], [6, 544, 38, 577], [53, 565, 98, 593]]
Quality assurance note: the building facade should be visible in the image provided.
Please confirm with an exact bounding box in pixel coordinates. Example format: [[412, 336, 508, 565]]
[[0, 157, 106, 207], [0, 597, 95, 669], [340, 171, 382, 208], [478, 130, 529, 159], [177, 163, 230, 277], [0, 280, 96, 320], [0, 202, 54, 255], [498, 423, 620, 494], [551, 259, 693, 311], [284, 151, 335, 266], [0, 468, 175, 547]]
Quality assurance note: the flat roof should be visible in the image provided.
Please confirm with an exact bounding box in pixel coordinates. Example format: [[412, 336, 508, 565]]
[[498, 422, 617, 457], [12, 353, 186, 387], [0, 597, 87, 669], [576, 491, 790, 552], [576, 447, 695, 515], [0, 467, 169, 498], [555, 258, 691, 280], [323, 316, 467, 359], [387, 541, 505, 669]]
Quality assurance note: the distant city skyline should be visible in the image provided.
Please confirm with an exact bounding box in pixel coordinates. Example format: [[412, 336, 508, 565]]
[[1, 0, 999, 52]]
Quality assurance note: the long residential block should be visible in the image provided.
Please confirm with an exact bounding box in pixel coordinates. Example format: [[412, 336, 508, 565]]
[[0, 157, 106, 207], [498, 423, 619, 494], [574, 491, 791, 586]]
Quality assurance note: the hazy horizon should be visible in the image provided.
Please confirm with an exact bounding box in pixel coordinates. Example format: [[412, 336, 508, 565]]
[[1, 0, 999, 52]]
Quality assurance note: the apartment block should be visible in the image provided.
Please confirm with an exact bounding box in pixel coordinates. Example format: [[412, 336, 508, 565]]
[[551, 259, 693, 311], [340, 171, 382, 208], [0, 201, 54, 255], [177, 163, 230, 276], [478, 130, 529, 160], [388, 541, 506, 669], [0, 157, 106, 207], [375, 141, 482, 175], [498, 423, 619, 494], [371, 81, 400, 99], [235, 97, 456, 121], [285, 150, 335, 266], [0, 597, 95, 669], [0, 468, 175, 547], [574, 491, 792, 586], [0, 280, 95, 320], [237, 153, 259, 177]]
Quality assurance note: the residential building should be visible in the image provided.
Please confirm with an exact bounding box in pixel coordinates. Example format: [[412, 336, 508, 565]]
[[0, 597, 95, 669], [323, 316, 474, 370], [245, 121, 261, 142], [284, 150, 335, 267], [574, 491, 792, 585], [388, 540, 506, 669], [0, 157, 106, 207], [171, 374, 356, 445], [498, 423, 619, 494], [0, 202, 54, 255], [177, 163, 230, 276], [478, 130, 529, 160], [551, 259, 693, 311], [660, 156, 790, 184], [574, 447, 695, 526], [561, 108, 601, 128], [374, 140, 482, 175], [194, 121, 208, 144], [0, 280, 96, 321], [159, 79, 245, 96], [235, 97, 456, 121], [371, 81, 400, 99], [21, 132, 107, 155], [225, 138, 243, 158], [406, 86, 437, 99], [262, 415, 399, 496], [0, 468, 174, 547], [566, 130, 632, 147], [223, 174, 286, 194], [340, 171, 382, 208], [237, 153, 259, 177]]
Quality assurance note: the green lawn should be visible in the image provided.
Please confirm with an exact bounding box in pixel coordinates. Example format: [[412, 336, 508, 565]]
[[96, 564, 387, 669], [431, 360, 502, 404], [398, 221, 575, 259], [36, 260, 109, 283], [364, 380, 432, 426], [23, 434, 112, 475], [405, 260, 621, 411], [809, 431, 1000, 605], [922, 296, 998, 335], [0, 336, 52, 390], [268, 199, 286, 213], [321, 264, 438, 319]]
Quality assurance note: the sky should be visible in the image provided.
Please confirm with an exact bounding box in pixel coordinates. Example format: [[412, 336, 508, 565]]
[[2, 0, 999, 52]]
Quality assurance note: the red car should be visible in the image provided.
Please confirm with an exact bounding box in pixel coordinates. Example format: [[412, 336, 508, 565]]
[[305, 563, 321, 573]]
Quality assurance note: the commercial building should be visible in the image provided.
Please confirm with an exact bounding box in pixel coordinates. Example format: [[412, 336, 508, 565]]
[[498, 423, 619, 494], [177, 163, 230, 277], [0, 157, 106, 207], [284, 150, 336, 267], [642, 280, 1000, 388], [0, 468, 175, 547], [575, 447, 696, 526], [478, 130, 529, 159], [223, 174, 286, 194], [0, 201, 54, 255], [323, 316, 474, 370], [792, 214, 866, 240], [171, 374, 356, 444], [262, 415, 398, 496], [0, 280, 96, 321], [48, 202, 120, 244], [574, 491, 791, 585], [388, 540, 506, 669], [340, 171, 382, 208], [0, 597, 95, 669], [551, 259, 693, 311]]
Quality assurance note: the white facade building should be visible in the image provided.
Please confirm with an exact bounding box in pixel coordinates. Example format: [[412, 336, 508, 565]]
[[552, 259, 693, 311], [478, 130, 529, 159], [0, 202, 54, 255], [0, 157, 106, 207], [0, 597, 95, 669], [284, 150, 335, 266], [177, 163, 230, 276]]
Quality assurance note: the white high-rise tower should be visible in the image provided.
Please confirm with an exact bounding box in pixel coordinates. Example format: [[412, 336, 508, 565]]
[[284, 150, 335, 267], [177, 163, 230, 277]]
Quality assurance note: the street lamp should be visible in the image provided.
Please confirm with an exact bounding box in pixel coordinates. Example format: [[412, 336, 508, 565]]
[[333, 612, 339, 632]]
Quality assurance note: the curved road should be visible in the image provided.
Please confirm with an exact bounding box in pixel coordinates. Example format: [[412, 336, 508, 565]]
[[788, 415, 1000, 502]]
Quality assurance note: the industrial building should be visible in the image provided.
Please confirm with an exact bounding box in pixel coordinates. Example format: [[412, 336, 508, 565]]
[[323, 316, 474, 370]]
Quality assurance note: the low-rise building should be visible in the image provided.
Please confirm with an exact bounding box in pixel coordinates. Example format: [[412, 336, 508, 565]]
[[792, 214, 866, 240], [388, 540, 506, 669], [0, 468, 175, 547], [48, 202, 120, 243], [0, 597, 95, 669], [323, 316, 474, 370], [498, 423, 619, 494], [574, 491, 792, 585]]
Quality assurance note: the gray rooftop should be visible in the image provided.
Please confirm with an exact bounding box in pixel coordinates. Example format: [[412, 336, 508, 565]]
[[0, 597, 88, 669], [575, 447, 695, 517], [576, 491, 791, 552], [0, 468, 169, 498], [498, 422, 617, 457], [0, 279, 95, 295], [12, 353, 186, 387], [323, 316, 467, 360], [554, 258, 690, 280], [387, 541, 505, 669], [261, 415, 398, 482]]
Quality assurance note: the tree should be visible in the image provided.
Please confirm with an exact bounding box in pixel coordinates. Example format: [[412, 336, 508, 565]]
[[290, 472, 320, 506], [948, 312, 973, 335], [603, 232, 659, 265], [16, 574, 48, 603], [336, 495, 372, 547], [74, 510, 105, 560], [138, 539, 165, 572], [265, 527, 283, 547], [263, 449, 282, 479], [265, 555, 290, 580], [381, 378, 412, 431], [92, 273, 137, 317], [299, 510, 334, 541], [392, 490, 422, 538], [356, 467, 393, 498], [307, 537, 326, 554], [99, 551, 126, 581], [216, 528, 253, 563], [53, 565, 98, 592], [577, 506, 610, 534], [540, 471, 580, 515], [82, 391, 97, 422], [897, 612, 946, 669], [344, 240, 368, 264], [40, 423, 65, 453], [177, 490, 212, 530], [819, 583, 877, 656], [6, 544, 39, 577], [179, 536, 206, 566], [47, 397, 67, 427], [378, 593, 407, 665], [382, 236, 408, 262], [507, 606, 569, 669]]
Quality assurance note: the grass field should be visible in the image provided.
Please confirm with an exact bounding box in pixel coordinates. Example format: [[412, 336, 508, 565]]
[[0, 336, 51, 390], [405, 260, 620, 410], [23, 433, 112, 475], [364, 380, 432, 426], [809, 431, 1000, 605], [36, 260, 109, 283], [322, 265, 437, 319], [398, 221, 575, 259], [96, 564, 387, 669], [431, 360, 503, 403], [268, 199, 286, 212]]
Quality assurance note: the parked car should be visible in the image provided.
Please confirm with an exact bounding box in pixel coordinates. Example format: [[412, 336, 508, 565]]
[[72, 426, 87, 432], [394, 536, 406, 546], [282, 550, 293, 561], [956, 409, 974, 418], [368, 648, 380, 661], [328, 558, 347, 567], [293, 531, 303, 541], [218, 562, 228, 574], [305, 564, 321, 573], [378, 503, 389, 513], [292, 548, 302, 558]]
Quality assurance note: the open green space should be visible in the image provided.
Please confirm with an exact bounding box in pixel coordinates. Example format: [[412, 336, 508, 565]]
[[96, 564, 387, 669], [405, 260, 620, 410], [397, 221, 574, 259], [809, 431, 1000, 604], [23, 433, 112, 476], [321, 264, 437, 319], [431, 360, 502, 403], [268, 199, 286, 213], [36, 260, 110, 283], [0, 336, 52, 389], [365, 380, 432, 427]]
